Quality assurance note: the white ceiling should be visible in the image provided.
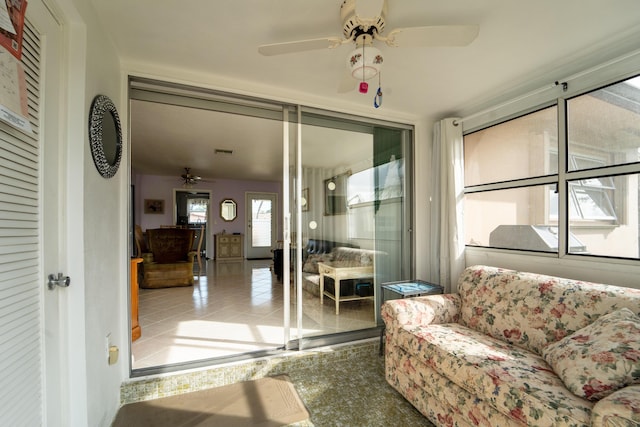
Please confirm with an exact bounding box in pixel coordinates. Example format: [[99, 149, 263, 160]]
[[94, 0, 640, 182], [130, 99, 373, 181]]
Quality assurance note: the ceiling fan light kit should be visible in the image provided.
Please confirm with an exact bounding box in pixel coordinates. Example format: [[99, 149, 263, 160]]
[[258, 0, 479, 105], [348, 45, 383, 81]]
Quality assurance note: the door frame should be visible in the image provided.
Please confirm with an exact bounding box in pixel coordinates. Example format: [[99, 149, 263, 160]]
[[245, 191, 278, 259], [172, 188, 212, 258]]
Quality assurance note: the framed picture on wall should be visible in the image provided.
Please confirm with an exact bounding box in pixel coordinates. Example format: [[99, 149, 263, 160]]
[[144, 199, 164, 214], [324, 174, 348, 216]]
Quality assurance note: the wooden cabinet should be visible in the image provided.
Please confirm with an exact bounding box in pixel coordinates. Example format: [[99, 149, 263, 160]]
[[130, 258, 143, 341], [215, 234, 243, 260]]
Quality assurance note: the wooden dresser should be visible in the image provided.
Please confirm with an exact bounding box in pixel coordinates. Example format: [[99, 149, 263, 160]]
[[215, 233, 243, 260]]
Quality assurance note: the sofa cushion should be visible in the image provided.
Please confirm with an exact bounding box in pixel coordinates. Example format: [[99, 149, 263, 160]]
[[395, 323, 593, 426], [387, 344, 523, 427], [542, 308, 640, 401], [302, 253, 333, 274], [457, 265, 640, 355], [331, 246, 376, 267]]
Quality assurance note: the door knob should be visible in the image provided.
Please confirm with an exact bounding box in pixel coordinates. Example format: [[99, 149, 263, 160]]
[[48, 273, 70, 290]]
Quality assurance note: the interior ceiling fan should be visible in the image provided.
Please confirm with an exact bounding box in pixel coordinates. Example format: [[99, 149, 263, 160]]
[[258, 0, 479, 93], [181, 167, 202, 186]]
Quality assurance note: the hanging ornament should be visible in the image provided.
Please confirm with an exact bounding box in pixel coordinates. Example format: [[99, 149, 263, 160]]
[[374, 73, 383, 108]]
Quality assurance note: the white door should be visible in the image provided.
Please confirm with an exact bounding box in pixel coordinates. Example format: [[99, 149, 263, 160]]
[[36, 3, 67, 426], [39, 6, 68, 425], [245, 192, 277, 259], [0, 3, 66, 426]]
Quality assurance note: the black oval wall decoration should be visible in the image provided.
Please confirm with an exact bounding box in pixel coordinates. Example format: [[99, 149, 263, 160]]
[[89, 94, 123, 178]]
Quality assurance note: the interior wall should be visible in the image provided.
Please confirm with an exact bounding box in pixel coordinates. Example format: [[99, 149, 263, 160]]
[[413, 120, 433, 283], [134, 174, 283, 252], [81, 16, 125, 427], [51, 0, 127, 425], [460, 46, 640, 291]]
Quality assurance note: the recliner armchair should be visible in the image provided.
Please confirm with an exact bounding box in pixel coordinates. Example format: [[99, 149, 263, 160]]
[[141, 228, 196, 288]]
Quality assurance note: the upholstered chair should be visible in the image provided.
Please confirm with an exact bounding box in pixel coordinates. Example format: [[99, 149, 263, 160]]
[[141, 228, 195, 288]]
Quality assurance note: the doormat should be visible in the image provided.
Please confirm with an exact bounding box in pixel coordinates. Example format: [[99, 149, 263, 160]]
[[112, 374, 311, 427]]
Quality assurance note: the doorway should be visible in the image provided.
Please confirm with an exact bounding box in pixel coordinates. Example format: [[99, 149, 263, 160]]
[[245, 192, 277, 259], [174, 189, 211, 260], [129, 77, 413, 373]]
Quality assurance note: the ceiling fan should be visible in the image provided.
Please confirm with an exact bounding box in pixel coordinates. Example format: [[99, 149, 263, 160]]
[[258, 0, 479, 93], [181, 168, 202, 187]]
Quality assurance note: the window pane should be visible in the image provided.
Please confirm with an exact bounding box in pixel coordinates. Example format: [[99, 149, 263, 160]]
[[569, 173, 639, 259], [347, 157, 404, 205], [465, 185, 559, 252], [567, 75, 640, 171], [464, 106, 557, 186], [569, 186, 616, 221], [187, 198, 208, 224], [348, 168, 374, 205], [251, 199, 272, 247]]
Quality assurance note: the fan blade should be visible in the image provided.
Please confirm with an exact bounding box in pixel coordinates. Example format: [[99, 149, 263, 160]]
[[258, 36, 344, 56], [355, 0, 385, 18], [385, 25, 479, 48]]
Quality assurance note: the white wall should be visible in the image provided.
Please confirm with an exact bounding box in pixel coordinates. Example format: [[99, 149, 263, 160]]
[[49, 4, 424, 426], [413, 120, 433, 282], [458, 39, 640, 292], [134, 173, 283, 258], [82, 9, 124, 427], [51, 0, 125, 425]]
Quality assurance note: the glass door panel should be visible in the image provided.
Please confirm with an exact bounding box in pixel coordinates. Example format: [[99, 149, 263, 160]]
[[246, 192, 276, 259], [288, 109, 412, 347]]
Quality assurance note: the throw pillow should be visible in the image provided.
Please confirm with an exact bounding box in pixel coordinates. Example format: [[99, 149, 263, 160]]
[[302, 253, 332, 274], [541, 307, 640, 401]]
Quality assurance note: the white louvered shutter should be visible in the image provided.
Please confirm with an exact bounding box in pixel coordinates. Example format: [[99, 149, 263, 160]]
[[0, 19, 43, 426]]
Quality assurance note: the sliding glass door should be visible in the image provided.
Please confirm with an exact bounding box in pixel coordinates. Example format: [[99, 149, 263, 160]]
[[129, 76, 413, 370], [285, 108, 413, 349]]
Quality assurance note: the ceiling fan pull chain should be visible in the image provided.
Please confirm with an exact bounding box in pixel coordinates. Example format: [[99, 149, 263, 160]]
[[359, 42, 369, 93], [362, 43, 365, 82]]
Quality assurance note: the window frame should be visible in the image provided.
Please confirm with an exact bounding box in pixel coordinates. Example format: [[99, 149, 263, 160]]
[[463, 72, 640, 261]]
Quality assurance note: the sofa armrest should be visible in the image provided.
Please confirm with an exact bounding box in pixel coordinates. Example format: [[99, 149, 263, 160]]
[[591, 385, 640, 427], [381, 294, 461, 331]]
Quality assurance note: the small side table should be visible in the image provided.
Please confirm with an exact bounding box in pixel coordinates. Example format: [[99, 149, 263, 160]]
[[318, 262, 374, 316], [379, 280, 443, 355]]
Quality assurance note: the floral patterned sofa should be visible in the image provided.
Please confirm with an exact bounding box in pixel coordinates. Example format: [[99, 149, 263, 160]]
[[381, 265, 640, 427]]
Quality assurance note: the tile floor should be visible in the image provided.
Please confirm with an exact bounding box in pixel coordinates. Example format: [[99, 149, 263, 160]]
[[132, 259, 378, 369]]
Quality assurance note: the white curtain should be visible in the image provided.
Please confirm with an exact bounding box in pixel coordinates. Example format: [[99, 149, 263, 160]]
[[430, 118, 466, 293]]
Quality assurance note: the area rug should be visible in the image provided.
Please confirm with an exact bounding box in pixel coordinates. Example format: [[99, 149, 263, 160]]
[[112, 374, 311, 427]]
